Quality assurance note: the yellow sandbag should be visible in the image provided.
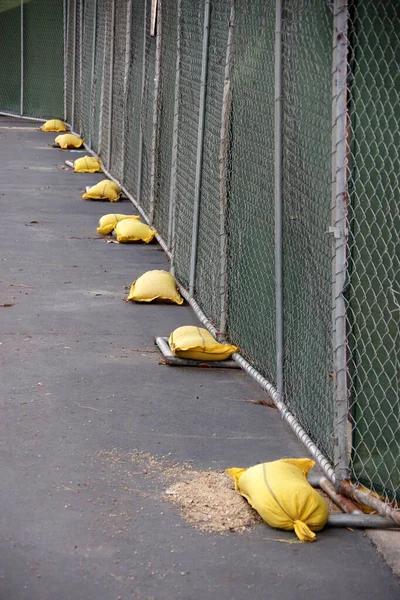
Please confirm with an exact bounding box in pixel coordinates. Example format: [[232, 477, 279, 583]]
[[114, 218, 156, 243], [74, 156, 102, 173], [127, 270, 183, 304], [169, 326, 238, 361], [226, 459, 329, 542], [97, 214, 140, 235], [82, 179, 121, 202], [41, 119, 67, 132], [55, 133, 84, 149]]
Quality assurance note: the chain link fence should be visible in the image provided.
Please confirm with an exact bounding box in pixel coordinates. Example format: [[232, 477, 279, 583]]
[[109, 0, 127, 182], [123, 0, 145, 198], [345, 0, 400, 503], [153, 0, 178, 242], [0, 0, 63, 119], [227, 0, 276, 380], [281, 0, 335, 463], [173, 0, 204, 290], [2, 0, 398, 518]]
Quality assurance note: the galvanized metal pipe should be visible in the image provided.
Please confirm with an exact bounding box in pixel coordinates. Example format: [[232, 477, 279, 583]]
[[20, 0, 24, 115], [149, 0, 162, 224], [274, 0, 284, 396], [0, 112, 46, 122], [89, 0, 97, 147], [219, 2, 234, 340], [120, 0, 133, 185], [71, 0, 77, 131], [155, 337, 239, 368], [231, 351, 337, 482], [327, 514, 400, 529], [339, 480, 400, 526], [107, 0, 116, 171], [308, 474, 362, 514], [333, 0, 350, 485], [168, 0, 181, 269], [189, 0, 211, 297], [137, 0, 148, 206]]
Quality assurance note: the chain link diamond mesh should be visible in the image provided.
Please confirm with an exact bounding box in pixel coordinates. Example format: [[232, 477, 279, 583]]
[[123, 0, 145, 198], [226, 0, 276, 381], [65, 0, 74, 124], [109, 0, 127, 182], [281, 0, 334, 462], [23, 0, 64, 118], [345, 0, 400, 502], [99, 0, 112, 165], [73, 0, 83, 134], [139, 1, 157, 216], [173, 0, 204, 289], [0, 1, 64, 118], [194, 0, 231, 329], [90, 0, 106, 153], [81, 0, 96, 140], [153, 0, 178, 241], [0, 2, 21, 114]]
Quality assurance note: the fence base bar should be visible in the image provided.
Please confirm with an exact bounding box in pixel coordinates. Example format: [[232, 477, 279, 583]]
[[155, 337, 239, 369], [308, 474, 362, 514], [339, 480, 400, 526], [0, 112, 46, 122], [327, 514, 400, 529]]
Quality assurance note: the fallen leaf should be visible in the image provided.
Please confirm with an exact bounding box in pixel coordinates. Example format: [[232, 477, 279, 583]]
[[0, 302, 14, 307], [241, 398, 277, 408]]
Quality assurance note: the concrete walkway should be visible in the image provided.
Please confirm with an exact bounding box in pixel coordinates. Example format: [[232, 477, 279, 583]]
[[0, 116, 398, 599]]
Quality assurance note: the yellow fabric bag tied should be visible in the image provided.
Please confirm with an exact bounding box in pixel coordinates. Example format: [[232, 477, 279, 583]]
[[127, 270, 183, 304], [114, 219, 156, 243], [74, 156, 102, 173], [169, 326, 238, 361], [54, 133, 84, 149], [82, 179, 121, 202], [41, 119, 67, 132], [226, 459, 329, 542], [97, 214, 140, 235]]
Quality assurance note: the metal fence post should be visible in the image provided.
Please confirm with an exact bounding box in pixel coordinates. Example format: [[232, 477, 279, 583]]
[[121, 0, 132, 186], [137, 0, 148, 206], [189, 0, 211, 297], [274, 0, 284, 396], [89, 0, 97, 147], [168, 0, 181, 272], [333, 0, 350, 486], [149, 0, 161, 224], [71, 0, 77, 131], [219, 2, 234, 340], [107, 0, 115, 172], [20, 0, 24, 115]]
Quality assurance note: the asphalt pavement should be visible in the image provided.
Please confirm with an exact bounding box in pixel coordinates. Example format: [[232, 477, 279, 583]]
[[0, 116, 398, 600]]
